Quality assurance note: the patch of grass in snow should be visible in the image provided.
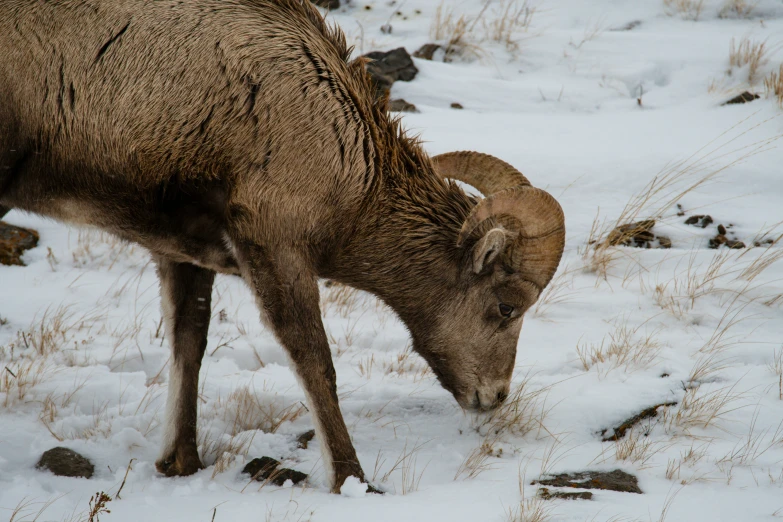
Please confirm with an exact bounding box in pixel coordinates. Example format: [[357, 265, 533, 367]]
[[718, 0, 757, 19], [663, 0, 706, 21], [504, 474, 553, 522], [576, 320, 662, 376], [581, 118, 781, 281], [765, 64, 783, 107], [430, 0, 538, 60], [728, 37, 777, 85]]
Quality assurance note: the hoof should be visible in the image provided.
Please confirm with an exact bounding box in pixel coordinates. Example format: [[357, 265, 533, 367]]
[[155, 449, 203, 477]]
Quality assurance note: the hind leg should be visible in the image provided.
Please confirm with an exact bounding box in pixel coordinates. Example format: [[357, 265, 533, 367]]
[[154, 257, 215, 476]]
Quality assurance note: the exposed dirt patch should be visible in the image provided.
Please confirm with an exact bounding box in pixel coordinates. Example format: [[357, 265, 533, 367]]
[[600, 402, 678, 441], [722, 91, 759, 105], [0, 221, 39, 266], [242, 456, 307, 486], [538, 487, 593, 500], [534, 469, 642, 494], [36, 447, 94, 478], [607, 220, 671, 249]]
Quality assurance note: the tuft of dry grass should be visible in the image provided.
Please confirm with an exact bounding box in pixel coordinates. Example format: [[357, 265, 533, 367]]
[[473, 373, 554, 439], [576, 321, 662, 376], [770, 347, 783, 400], [663, 0, 706, 20], [729, 37, 775, 84], [374, 440, 430, 494], [431, 0, 538, 60], [765, 64, 783, 107], [719, 0, 757, 19], [505, 474, 553, 522]]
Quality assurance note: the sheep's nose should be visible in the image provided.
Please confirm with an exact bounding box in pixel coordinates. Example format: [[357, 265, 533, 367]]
[[472, 381, 511, 411]]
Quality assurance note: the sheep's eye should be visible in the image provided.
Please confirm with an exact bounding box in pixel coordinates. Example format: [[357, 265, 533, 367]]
[[499, 303, 514, 318]]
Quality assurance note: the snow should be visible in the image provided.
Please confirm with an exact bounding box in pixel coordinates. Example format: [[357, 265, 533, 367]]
[[2, 0, 783, 521], [340, 476, 368, 498]]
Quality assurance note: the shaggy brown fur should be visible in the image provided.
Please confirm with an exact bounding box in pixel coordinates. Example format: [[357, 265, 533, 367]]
[[0, 0, 564, 492]]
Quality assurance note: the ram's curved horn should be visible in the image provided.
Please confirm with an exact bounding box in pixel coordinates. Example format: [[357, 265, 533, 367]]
[[432, 151, 565, 290]]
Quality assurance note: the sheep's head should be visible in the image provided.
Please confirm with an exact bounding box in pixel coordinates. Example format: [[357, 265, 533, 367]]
[[407, 152, 565, 411]]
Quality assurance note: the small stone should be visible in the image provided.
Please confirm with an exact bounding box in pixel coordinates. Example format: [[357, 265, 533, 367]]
[[726, 239, 746, 249], [0, 221, 39, 266], [722, 91, 760, 105], [413, 43, 442, 60], [684, 215, 713, 228], [388, 98, 418, 113], [717, 224, 727, 235], [36, 447, 94, 478], [296, 429, 316, 449], [450, 102, 464, 109], [657, 236, 672, 249], [534, 469, 642, 494], [242, 457, 307, 486], [709, 234, 727, 249], [538, 487, 593, 500]]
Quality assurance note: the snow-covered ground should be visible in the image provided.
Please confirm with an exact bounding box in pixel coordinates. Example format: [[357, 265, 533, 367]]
[[2, 0, 783, 520]]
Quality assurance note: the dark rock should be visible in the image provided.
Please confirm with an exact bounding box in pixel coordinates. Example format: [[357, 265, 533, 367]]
[[657, 236, 672, 249], [534, 469, 642, 494], [676, 203, 685, 216], [717, 224, 727, 235], [413, 43, 442, 60], [0, 221, 39, 266], [310, 0, 339, 9], [36, 447, 94, 478], [722, 91, 760, 105], [754, 238, 775, 247], [684, 214, 713, 228], [450, 102, 464, 109], [600, 402, 677, 442], [726, 239, 746, 249], [296, 429, 316, 449], [363, 48, 418, 98], [388, 98, 418, 113], [242, 457, 307, 486], [538, 487, 593, 500]]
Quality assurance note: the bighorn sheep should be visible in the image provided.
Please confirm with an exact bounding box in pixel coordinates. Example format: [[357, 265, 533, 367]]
[[0, 0, 565, 492]]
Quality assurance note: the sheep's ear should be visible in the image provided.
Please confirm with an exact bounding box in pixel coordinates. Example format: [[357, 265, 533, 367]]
[[471, 228, 507, 274]]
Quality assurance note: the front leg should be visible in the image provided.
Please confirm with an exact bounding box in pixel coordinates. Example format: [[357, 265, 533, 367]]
[[155, 257, 215, 476], [233, 241, 365, 493]]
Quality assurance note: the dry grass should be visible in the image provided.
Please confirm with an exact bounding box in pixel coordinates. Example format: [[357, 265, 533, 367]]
[[576, 322, 662, 376], [729, 37, 774, 84], [719, 0, 757, 19], [505, 474, 553, 522], [213, 386, 306, 436], [663, 382, 744, 433], [769, 347, 783, 400], [611, 426, 672, 468], [765, 64, 783, 107], [581, 118, 780, 280], [473, 373, 554, 439], [455, 436, 503, 480], [320, 282, 360, 319], [431, 0, 538, 60], [663, 0, 706, 20], [373, 440, 429, 494], [532, 266, 580, 318]]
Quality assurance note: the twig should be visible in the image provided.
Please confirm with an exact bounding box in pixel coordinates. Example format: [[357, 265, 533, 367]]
[[114, 458, 136, 500]]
